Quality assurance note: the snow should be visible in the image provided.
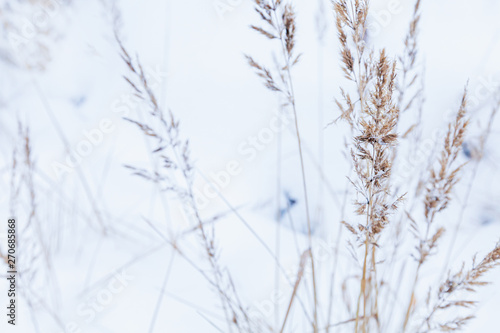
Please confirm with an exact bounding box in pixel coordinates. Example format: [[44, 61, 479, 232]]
[[0, 0, 500, 332]]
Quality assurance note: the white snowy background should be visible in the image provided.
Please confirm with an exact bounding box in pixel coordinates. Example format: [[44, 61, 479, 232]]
[[1, 0, 500, 332]]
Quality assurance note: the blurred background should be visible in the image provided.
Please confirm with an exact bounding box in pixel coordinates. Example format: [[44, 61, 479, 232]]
[[0, 0, 500, 332]]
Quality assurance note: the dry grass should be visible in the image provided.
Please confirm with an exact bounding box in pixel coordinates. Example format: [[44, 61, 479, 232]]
[[244, 1, 500, 332], [3, 0, 499, 332], [116, 36, 257, 332], [117, 0, 500, 332]]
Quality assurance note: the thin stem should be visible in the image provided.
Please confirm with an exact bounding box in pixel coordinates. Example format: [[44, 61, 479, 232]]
[[275, 121, 283, 330], [441, 99, 500, 279], [402, 215, 433, 332], [271, 2, 319, 330]]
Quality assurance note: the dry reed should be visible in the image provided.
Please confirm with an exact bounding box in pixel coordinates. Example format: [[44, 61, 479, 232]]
[[108, 0, 500, 332]]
